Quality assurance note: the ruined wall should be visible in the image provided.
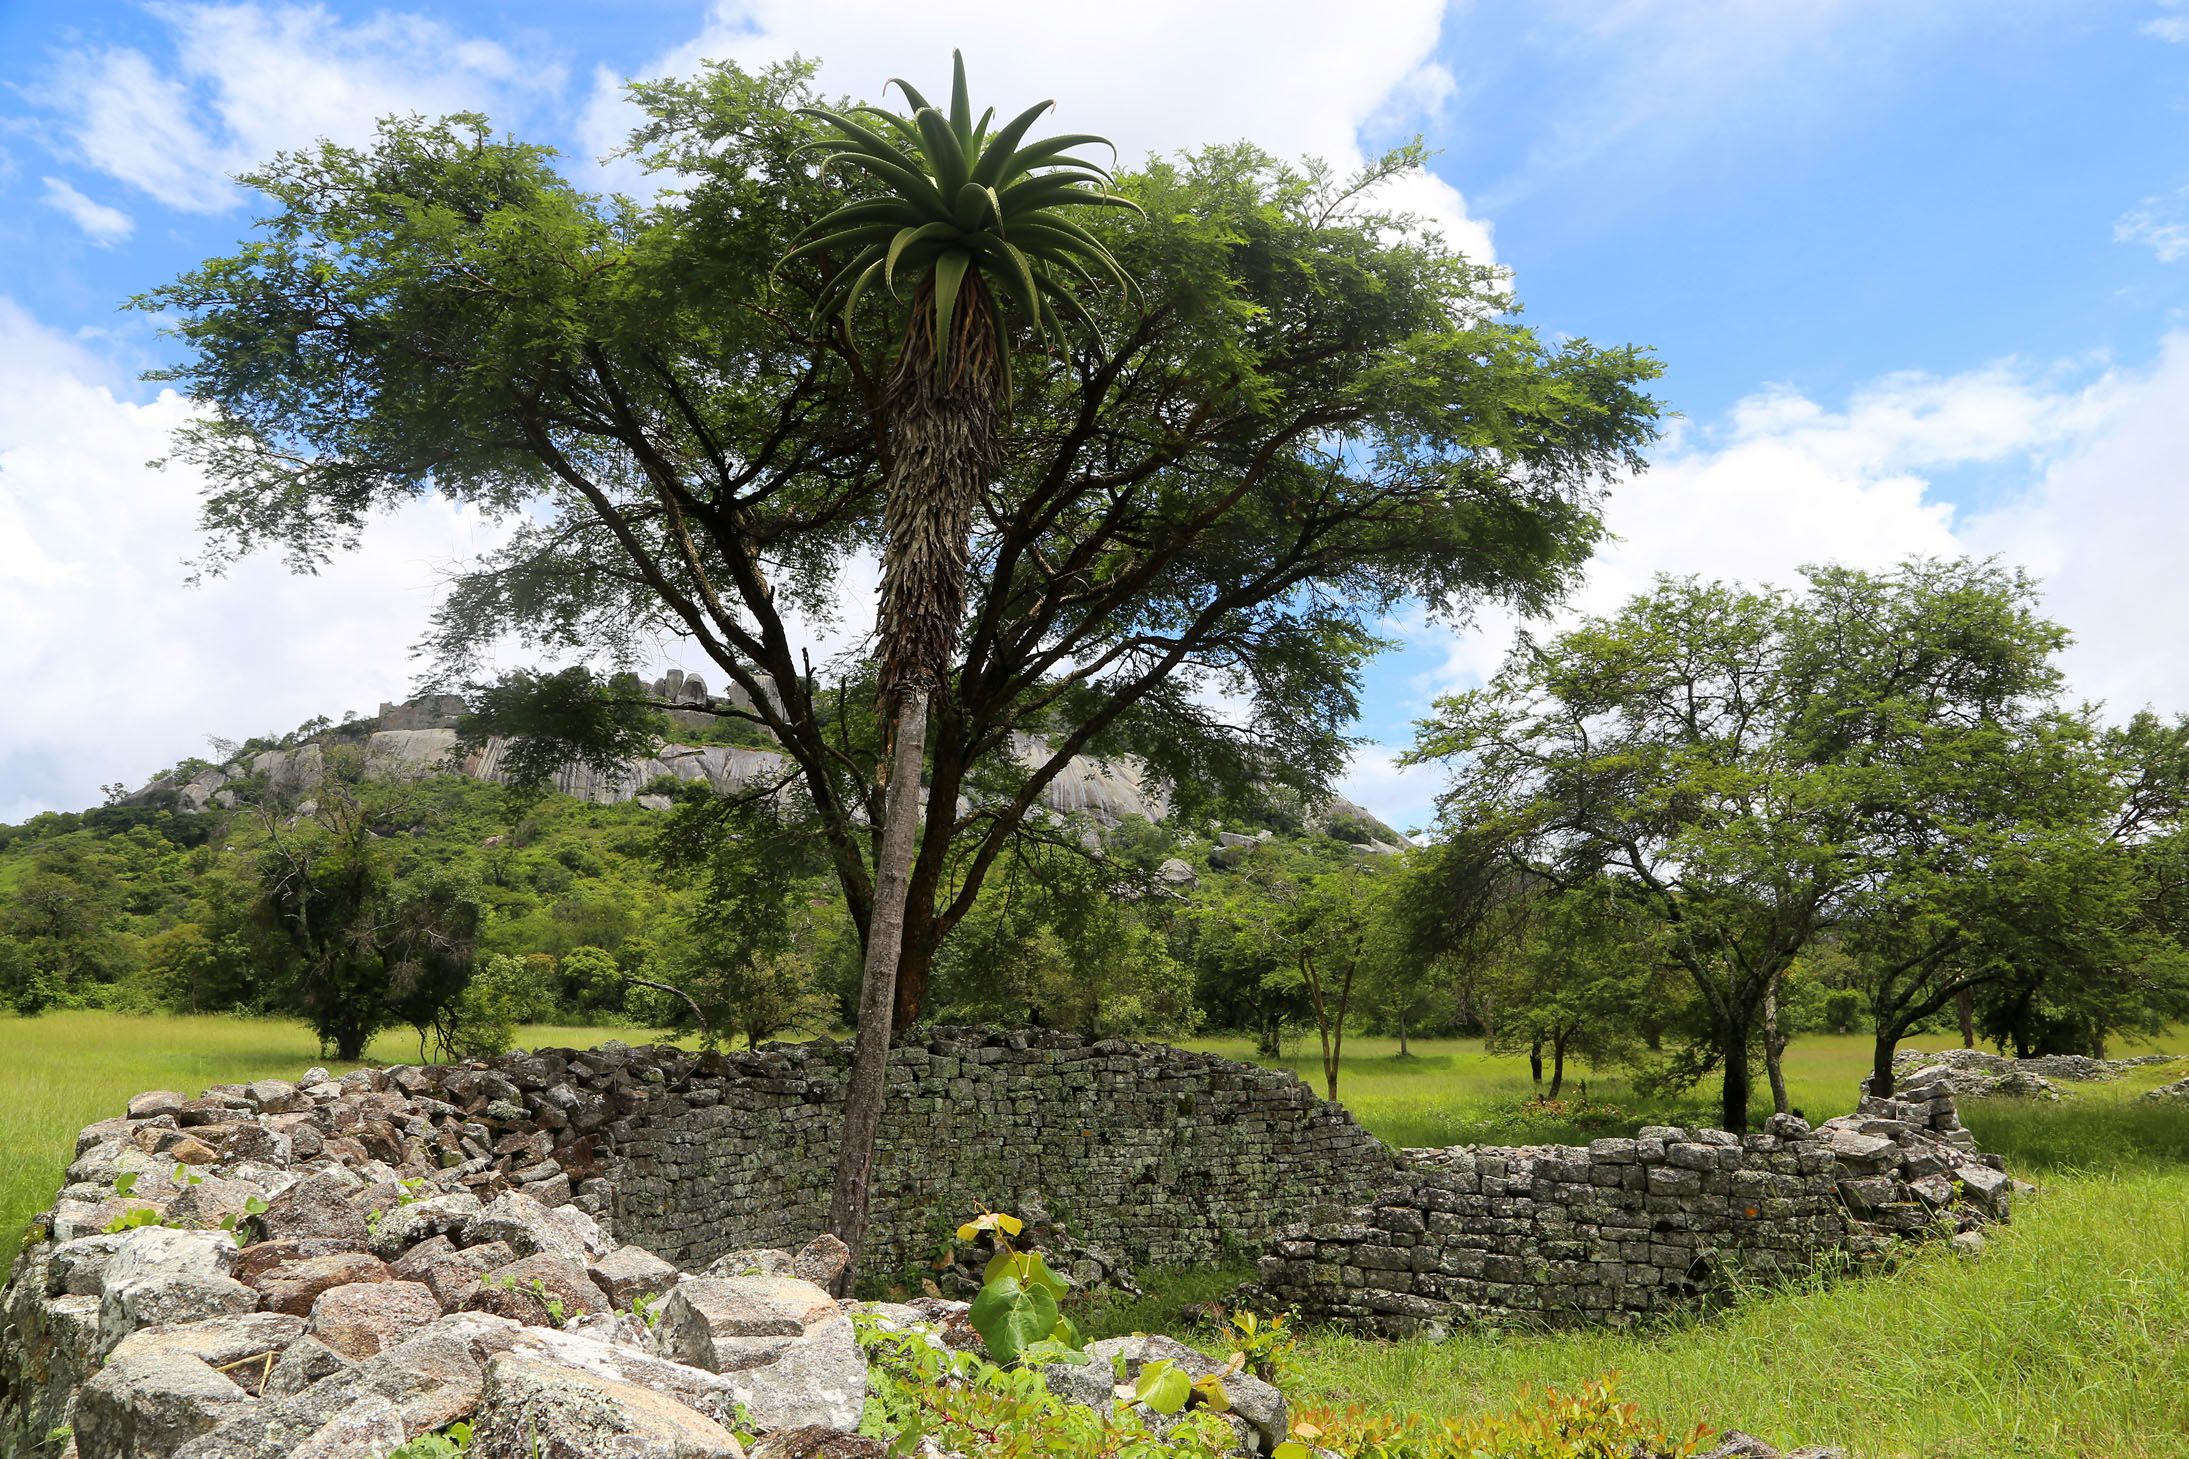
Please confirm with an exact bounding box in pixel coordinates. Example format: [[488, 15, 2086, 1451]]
[[1252, 1066, 2015, 1336], [604, 1027, 1398, 1277]]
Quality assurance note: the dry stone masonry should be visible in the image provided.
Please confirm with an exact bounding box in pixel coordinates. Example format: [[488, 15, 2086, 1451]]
[[1250, 1062, 2021, 1337], [1, 1031, 1384, 1458], [607, 1028, 1393, 1277], [2, 1036, 2028, 1457]]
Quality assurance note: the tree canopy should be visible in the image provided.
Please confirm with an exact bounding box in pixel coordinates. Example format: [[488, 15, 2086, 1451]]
[[1405, 558, 2189, 1126], [140, 57, 1662, 1030]]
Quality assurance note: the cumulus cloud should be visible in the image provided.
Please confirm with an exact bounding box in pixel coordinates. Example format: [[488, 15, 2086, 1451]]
[[0, 299, 514, 823], [1337, 339, 2189, 833], [34, 2, 562, 212], [40, 177, 133, 243], [578, 0, 1493, 263]]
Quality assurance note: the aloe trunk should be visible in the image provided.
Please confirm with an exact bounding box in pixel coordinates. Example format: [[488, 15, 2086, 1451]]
[[825, 277, 1001, 1289]]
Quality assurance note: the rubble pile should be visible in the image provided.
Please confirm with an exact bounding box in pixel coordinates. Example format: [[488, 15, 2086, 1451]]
[[1864, 1046, 2181, 1100]]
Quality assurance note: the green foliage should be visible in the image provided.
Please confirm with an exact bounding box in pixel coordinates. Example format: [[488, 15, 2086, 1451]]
[[784, 50, 1141, 374], [1405, 559, 2189, 1125], [387, 1421, 472, 1458], [858, 1320, 1239, 1459], [245, 778, 483, 1061], [433, 953, 556, 1061], [956, 1208, 1084, 1367], [136, 56, 1659, 1029], [1290, 1376, 1707, 1459], [101, 1206, 163, 1235], [927, 839, 1199, 1037]]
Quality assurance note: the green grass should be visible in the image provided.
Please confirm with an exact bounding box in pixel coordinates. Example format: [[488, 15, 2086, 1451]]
[[4, 1014, 2185, 1456], [0, 1010, 693, 1249], [1118, 1031, 2189, 1459]]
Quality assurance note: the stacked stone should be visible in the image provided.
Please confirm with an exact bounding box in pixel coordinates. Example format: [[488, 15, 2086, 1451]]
[[611, 1026, 1395, 1280], [2, 1135, 867, 1458], [1813, 1065, 2013, 1242], [1867, 1045, 2181, 1100], [1255, 1080, 2017, 1338], [2, 1027, 1389, 1457], [1253, 1113, 1843, 1338]]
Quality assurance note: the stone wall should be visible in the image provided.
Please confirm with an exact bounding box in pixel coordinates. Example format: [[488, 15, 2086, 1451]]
[[605, 1027, 1398, 1277], [1252, 1063, 2015, 1337]]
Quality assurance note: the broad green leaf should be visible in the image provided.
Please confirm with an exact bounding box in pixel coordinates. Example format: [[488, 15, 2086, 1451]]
[[966, 1274, 1057, 1366], [1133, 1360, 1192, 1415], [956, 1210, 1023, 1241]]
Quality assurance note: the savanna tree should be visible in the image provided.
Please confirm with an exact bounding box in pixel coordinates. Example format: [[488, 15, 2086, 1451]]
[[139, 57, 1661, 1267], [1407, 559, 2152, 1125]]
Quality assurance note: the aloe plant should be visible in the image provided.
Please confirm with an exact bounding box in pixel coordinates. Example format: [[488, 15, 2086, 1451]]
[[778, 53, 1137, 1288]]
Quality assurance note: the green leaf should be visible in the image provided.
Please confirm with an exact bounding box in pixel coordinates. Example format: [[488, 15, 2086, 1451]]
[[1273, 1444, 1312, 1459], [1133, 1360, 1192, 1415], [966, 1274, 1058, 1367], [930, 249, 971, 373], [113, 1172, 137, 1197], [947, 51, 974, 147]]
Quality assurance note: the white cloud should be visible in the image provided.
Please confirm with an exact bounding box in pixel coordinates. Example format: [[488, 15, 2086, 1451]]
[[2144, 0, 2189, 43], [40, 177, 133, 242], [36, 2, 562, 213], [578, 0, 1493, 263], [1402, 339, 2189, 707], [0, 298, 514, 823], [2116, 186, 2189, 262], [1343, 342, 2189, 831], [1963, 333, 2189, 716]]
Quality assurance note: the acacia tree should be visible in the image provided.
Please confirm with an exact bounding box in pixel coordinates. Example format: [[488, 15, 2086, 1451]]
[[1407, 559, 2152, 1126], [140, 59, 1660, 1271], [1477, 881, 1650, 1099], [248, 782, 480, 1060]]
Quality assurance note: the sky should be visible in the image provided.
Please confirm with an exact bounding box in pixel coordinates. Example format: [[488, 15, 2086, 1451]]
[[2, 0, 2187, 832]]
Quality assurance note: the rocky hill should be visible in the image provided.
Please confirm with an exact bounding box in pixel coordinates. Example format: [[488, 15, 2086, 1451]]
[[122, 694, 1410, 851]]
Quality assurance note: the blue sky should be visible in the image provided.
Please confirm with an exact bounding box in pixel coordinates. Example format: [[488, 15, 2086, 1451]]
[[3, 1, 2187, 830]]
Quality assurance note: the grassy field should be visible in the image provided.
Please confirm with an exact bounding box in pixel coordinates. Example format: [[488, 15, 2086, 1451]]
[[2, 1014, 2185, 1457], [0, 1011, 685, 1249]]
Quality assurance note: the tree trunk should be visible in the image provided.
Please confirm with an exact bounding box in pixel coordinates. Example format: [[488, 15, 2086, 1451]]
[[1762, 971, 1790, 1116], [1529, 1038, 1544, 1085], [824, 689, 929, 1294], [1548, 1033, 1566, 1099], [1397, 1010, 1410, 1057], [1869, 1028, 1898, 1100], [1719, 1016, 1753, 1133], [825, 276, 1003, 1294], [1956, 987, 1975, 1049]]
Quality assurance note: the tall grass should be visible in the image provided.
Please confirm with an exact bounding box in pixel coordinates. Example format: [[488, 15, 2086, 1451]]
[[1142, 1032, 2189, 1458], [1272, 1170, 2189, 1458]]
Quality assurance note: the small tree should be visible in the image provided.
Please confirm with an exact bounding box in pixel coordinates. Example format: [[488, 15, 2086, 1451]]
[[248, 783, 481, 1060], [1477, 882, 1649, 1099]]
